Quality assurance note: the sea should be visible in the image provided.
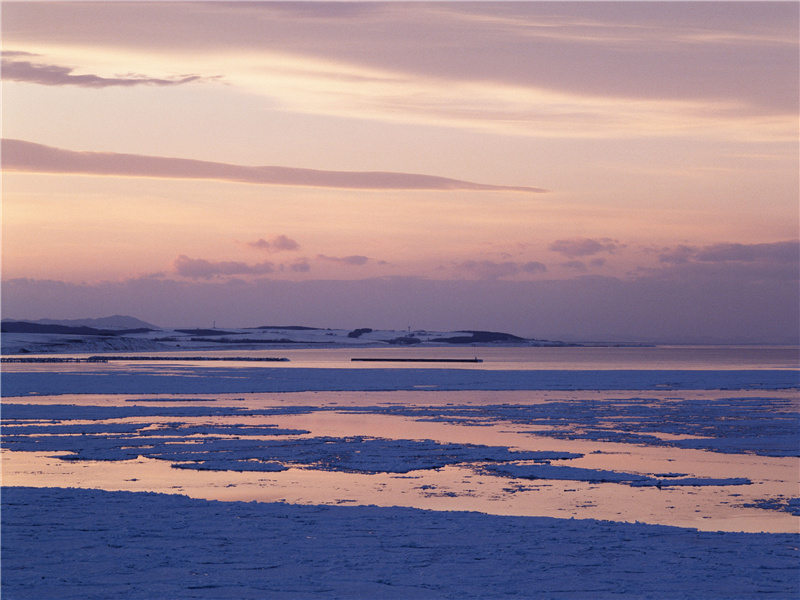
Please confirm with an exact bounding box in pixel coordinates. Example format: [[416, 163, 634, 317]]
[[3, 344, 798, 372], [2, 343, 798, 535]]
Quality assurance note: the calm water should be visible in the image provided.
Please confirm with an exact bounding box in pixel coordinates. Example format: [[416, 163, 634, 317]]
[[4, 345, 797, 373], [4, 387, 798, 532], [265, 345, 800, 370]]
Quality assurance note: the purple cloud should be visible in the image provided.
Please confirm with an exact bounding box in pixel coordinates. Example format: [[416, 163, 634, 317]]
[[561, 260, 588, 271], [5, 267, 796, 344], [695, 241, 799, 263], [657, 241, 798, 265], [288, 260, 311, 273], [658, 245, 698, 265], [455, 260, 547, 280], [173, 255, 275, 279], [1, 139, 548, 193], [317, 255, 370, 266], [11, 2, 793, 113], [521, 262, 548, 275], [549, 238, 622, 258], [2, 56, 210, 88], [247, 235, 300, 253]]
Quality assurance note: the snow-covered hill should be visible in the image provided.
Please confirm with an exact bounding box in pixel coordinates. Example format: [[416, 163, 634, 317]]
[[3, 315, 159, 330], [1, 322, 571, 355]]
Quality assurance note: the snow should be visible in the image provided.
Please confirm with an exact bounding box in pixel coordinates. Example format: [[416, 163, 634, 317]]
[[3, 486, 798, 600], [0, 325, 572, 355], [2, 348, 799, 598]]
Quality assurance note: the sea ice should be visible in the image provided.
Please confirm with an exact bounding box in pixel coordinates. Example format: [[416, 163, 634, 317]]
[[2, 359, 797, 598], [2, 486, 798, 600]]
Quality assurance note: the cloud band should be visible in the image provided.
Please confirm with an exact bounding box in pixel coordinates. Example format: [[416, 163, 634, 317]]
[[1, 139, 547, 193]]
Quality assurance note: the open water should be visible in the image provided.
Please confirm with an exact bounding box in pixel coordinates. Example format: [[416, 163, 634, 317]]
[[3, 344, 798, 373]]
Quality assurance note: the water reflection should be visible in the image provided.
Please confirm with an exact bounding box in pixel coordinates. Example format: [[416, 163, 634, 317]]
[[3, 345, 798, 372], [3, 390, 797, 533]]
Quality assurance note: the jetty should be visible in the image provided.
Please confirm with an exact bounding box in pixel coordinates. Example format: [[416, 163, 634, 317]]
[[2, 356, 289, 363], [351, 357, 482, 363], [89, 356, 289, 362], [2, 357, 109, 363]]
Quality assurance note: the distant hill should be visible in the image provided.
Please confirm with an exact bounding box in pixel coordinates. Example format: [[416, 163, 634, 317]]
[[0, 322, 580, 355], [429, 330, 526, 344], [254, 325, 322, 331], [7, 315, 160, 330], [0, 321, 154, 336]]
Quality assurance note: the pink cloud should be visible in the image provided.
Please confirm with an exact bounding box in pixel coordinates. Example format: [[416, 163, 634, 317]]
[[549, 238, 622, 258], [288, 260, 310, 273], [455, 260, 547, 280], [657, 241, 798, 265], [658, 245, 698, 265], [8, 2, 794, 114], [247, 235, 301, 253], [2, 139, 548, 193], [173, 255, 275, 279], [694, 241, 798, 263]]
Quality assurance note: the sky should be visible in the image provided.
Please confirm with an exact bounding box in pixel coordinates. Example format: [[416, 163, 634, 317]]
[[2, 1, 798, 343]]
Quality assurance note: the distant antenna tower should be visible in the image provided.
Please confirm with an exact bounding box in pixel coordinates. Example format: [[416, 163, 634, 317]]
[[213, 321, 216, 329]]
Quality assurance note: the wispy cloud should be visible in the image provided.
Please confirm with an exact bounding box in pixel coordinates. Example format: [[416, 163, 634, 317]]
[[1, 139, 547, 193], [2, 55, 211, 88], [4, 3, 796, 141], [246, 235, 300, 253]]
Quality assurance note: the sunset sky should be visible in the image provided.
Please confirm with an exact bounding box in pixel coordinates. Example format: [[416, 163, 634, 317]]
[[2, 1, 798, 342]]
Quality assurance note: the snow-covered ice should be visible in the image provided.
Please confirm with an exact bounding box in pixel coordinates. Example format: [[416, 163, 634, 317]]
[[2, 348, 798, 598], [3, 486, 798, 600]]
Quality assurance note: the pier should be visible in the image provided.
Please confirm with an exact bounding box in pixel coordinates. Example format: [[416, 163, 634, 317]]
[[1, 356, 290, 363], [351, 358, 482, 363]]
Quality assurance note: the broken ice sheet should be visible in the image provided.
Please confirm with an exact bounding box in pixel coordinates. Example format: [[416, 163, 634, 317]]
[[2, 389, 797, 533]]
